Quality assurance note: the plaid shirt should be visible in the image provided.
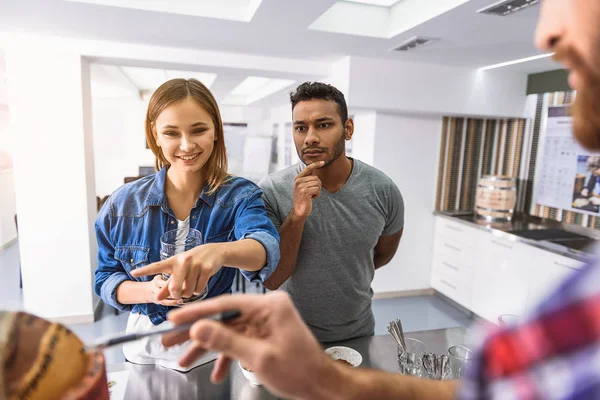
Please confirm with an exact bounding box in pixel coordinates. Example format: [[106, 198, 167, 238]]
[[458, 254, 600, 400]]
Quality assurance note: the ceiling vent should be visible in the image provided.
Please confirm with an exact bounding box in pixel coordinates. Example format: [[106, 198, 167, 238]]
[[477, 0, 540, 16], [390, 36, 437, 52]]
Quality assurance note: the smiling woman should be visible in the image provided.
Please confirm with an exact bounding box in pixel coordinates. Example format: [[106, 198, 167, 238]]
[[93, 78, 280, 371], [145, 79, 228, 195]]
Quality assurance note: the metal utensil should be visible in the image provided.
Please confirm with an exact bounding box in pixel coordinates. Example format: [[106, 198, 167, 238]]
[[387, 319, 407, 350], [395, 319, 406, 349], [387, 322, 402, 349], [437, 355, 450, 379], [422, 353, 435, 376], [421, 353, 450, 380], [84, 310, 240, 352]]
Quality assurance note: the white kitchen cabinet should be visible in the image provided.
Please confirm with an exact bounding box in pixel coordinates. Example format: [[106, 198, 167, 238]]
[[525, 248, 585, 311], [431, 216, 590, 324], [434, 217, 479, 249], [468, 235, 533, 323], [430, 217, 481, 309], [431, 271, 467, 306], [431, 251, 471, 308]]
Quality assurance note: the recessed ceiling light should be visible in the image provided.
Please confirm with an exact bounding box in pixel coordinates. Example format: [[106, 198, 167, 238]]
[[231, 77, 271, 96], [343, 0, 400, 6], [246, 78, 294, 104], [479, 53, 554, 71], [225, 77, 294, 105]]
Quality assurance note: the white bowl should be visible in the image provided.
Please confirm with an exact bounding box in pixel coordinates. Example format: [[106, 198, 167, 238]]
[[239, 361, 261, 386], [324, 346, 362, 367]]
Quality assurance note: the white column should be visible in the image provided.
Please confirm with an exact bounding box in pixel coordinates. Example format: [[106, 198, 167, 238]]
[[371, 113, 443, 294], [5, 43, 98, 323]]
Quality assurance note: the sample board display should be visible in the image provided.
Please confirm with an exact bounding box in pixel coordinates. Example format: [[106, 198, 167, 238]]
[[535, 106, 600, 215]]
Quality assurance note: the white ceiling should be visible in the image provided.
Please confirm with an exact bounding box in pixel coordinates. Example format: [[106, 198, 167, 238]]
[[0, 0, 558, 69], [0, 0, 564, 107], [310, 0, 472, 40], [64, 0, 264, 22], [344, 0, 401, 6]]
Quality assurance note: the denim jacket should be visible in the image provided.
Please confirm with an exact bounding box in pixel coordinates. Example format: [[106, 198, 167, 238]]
[[94, 167, 280, 325]]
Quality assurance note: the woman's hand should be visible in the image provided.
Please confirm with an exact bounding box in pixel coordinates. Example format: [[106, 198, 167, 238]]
[[133, 243, 226, 301], [145, 275, 181, 306]]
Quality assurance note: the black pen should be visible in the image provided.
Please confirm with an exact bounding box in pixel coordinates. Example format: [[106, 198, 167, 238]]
[[84, 310, 240, 352]]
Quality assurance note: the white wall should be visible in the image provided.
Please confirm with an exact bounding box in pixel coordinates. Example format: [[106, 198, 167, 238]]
[[348, 56, 528, 118], [266, 103, 299, 172], [0, 92, 17, 248], [0, 170, 17, 248], [351, 111, 377, 166], [92, 97, 151, 197], [0, 56, 7, 106], [523, 93, 539, 120], [221, 105, 265, 129], [6, 46, 96, 321], [370, 113, 443, 293], [82, 64, 101, 313], [323, 57, 351, 99]]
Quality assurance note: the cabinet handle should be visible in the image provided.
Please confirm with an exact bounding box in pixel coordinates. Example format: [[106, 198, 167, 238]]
[[491, 240, 513, 250], [444, 243, 461, 252], [442, 262, 459, 271], [553, 261, 579, 270], [445, 224, 463, 233], [440, 279, 457, 290]]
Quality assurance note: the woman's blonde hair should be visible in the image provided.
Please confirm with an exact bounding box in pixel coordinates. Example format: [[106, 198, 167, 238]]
[[145, 78, 228, 194]]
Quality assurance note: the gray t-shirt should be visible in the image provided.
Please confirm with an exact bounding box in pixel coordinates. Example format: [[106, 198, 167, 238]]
[[259, 159, 404, 342]]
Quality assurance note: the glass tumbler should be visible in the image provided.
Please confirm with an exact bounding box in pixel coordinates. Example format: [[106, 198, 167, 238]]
[[160, 228, 205, 304], [448, 345, 473, 380], [397, 338, 426, 377]]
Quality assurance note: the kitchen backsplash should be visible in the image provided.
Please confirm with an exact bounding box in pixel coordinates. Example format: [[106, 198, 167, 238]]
[[435, 116, 527, 213], [435, 90, 600, 231]]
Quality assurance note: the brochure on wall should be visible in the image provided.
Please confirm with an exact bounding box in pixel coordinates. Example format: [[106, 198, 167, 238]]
[[535, 106, 600, 215]]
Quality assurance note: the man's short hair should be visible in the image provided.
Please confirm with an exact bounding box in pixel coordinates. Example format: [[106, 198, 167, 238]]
[[290, 82, 348, 123]]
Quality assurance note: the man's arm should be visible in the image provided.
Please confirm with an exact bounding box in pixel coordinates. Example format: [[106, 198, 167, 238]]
[[374, 229, 403, 270], [330, 365, 459, 400], [263, 214, 306, 290], [263, 161, 324, 290]]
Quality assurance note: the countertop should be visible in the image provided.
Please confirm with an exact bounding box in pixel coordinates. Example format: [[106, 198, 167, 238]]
[[434, 211, 598, 262], [106, 327, 470, 400]]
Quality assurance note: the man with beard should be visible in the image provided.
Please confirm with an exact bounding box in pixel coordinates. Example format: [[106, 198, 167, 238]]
[[258, 82, 405, 343], [164, 1, 600, 398]]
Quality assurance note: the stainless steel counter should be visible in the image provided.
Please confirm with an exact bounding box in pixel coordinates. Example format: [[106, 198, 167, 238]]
[[107, 327, 470, 400], [434, 212, 598, 262]]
